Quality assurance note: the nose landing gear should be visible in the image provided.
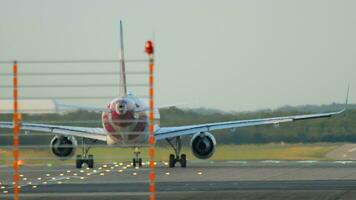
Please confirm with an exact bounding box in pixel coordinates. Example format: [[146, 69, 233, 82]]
[[76, 138, 96, 169], [132, 147, 143, 168]]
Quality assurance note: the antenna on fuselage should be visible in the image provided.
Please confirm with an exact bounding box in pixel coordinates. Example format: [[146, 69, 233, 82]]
[[119, 20, 127, 97]]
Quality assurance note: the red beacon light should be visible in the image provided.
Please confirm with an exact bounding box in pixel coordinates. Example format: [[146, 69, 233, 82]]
[[145, 40, 154, 55]]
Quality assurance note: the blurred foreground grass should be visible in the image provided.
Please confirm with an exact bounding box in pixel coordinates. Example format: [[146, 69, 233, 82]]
[[0, 143, 339, 166]]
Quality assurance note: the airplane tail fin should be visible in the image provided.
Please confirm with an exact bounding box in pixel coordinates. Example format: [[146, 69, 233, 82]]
[[119, 20, 127, 97]]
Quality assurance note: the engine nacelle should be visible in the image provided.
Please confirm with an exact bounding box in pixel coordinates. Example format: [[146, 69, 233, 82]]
[[50, 135, 77, 159], [190, 132, 216, 159]]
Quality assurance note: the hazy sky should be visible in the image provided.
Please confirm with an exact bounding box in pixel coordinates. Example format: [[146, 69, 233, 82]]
[[0, 0, 355, 111]]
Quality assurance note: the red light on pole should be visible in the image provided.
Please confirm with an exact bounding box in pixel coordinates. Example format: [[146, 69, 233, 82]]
[[145, 40, 154, 55]]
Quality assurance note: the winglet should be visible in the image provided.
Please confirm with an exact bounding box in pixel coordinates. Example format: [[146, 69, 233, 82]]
[[333, 84, 350, 115], [345, 83, 350, 108]]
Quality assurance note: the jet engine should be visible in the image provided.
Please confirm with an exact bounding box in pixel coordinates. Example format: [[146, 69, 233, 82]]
[[190, 132, 216, 159], [50, 135, 77, 159]]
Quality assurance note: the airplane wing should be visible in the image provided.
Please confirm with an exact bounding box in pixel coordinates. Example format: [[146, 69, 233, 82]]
[[0, 122, 107, 141], [154, 109, 345, 141]]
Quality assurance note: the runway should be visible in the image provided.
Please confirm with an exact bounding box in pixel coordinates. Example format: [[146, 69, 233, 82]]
[[2, 160, 356, 199]]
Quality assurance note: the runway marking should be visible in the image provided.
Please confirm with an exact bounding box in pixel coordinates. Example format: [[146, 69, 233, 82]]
[[260, 160, 281, 164], [296, 160, 318, 164], [334, 161, 354, 164], [348, 147, 356, 153], [0, 192, 152, 197], [225, 161, 248, 164]]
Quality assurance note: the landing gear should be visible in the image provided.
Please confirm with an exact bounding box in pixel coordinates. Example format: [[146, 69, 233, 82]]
[[132, 147, 143, 168], [76, 138, 96, 169], [167, 137, 187, 168]]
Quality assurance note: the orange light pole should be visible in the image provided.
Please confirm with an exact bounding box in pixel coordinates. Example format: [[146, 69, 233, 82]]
[[145, 40, 155, 200], [12, 61, 20, 200]]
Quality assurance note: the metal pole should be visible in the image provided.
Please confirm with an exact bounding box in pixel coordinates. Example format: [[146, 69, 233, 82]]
[[12, 61, 20, 200], [146, 40, 155, 200]]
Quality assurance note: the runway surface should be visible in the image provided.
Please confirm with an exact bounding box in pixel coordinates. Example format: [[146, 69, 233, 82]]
[[2, 160, 356, 199]]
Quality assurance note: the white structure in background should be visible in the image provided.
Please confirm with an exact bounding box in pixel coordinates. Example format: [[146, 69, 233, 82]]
[[0, 100, 57, 114]]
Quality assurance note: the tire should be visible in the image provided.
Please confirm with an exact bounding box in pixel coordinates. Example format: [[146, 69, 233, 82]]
[[180, 154, 187, 168], [169, 154, 175, 168], [88, 155, 94, 169], [138, 158, 142, 167], [133, 158, 137, 168], [76, 155, 82, 169]]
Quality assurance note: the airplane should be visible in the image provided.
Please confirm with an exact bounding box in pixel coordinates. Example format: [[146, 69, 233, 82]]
[[0, 21, 349, 169]]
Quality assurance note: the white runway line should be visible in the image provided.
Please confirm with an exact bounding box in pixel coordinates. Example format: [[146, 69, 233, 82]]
[[296, 160, 318, 164], [348, 147, 356, 153], [225, 161, 248, 164], [334, 161, 354, 164], [260, 160, 281, 164]]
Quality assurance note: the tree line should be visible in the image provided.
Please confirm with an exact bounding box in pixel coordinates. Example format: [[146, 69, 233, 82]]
[[0, 103, 355, 145]]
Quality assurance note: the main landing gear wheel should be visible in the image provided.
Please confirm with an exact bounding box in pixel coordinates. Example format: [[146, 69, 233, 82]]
[[133, 158, 143, 168], [76, 155, 82, 169], [166, 137, 187, 168], [132, 147, 143, 168], [169, 153, 187, 168], [75, 138, 96, 169]]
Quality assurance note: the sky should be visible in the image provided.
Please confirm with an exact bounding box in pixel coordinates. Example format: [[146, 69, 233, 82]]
[[0, 0, 355, 112]]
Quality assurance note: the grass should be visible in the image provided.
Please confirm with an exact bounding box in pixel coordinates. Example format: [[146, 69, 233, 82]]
[[0, 143, 339, 166]]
